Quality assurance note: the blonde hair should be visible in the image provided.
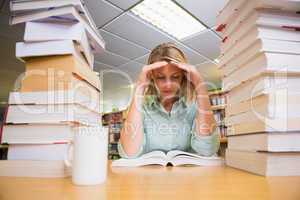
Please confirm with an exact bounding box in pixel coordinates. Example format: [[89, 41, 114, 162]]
[[144, 42, 196, 105]]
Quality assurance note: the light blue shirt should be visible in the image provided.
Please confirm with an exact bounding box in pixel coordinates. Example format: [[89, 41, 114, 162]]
[[118, 96, 220, 159]]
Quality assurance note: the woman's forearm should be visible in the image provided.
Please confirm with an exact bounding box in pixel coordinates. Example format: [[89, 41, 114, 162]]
[[194, 83, 216, 136], [167, 61, 216, 136], [119, 86, 145, 156], [119, 61, 169, 157]]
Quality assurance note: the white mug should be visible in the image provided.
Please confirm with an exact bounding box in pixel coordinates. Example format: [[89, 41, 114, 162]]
[[65, 126, 108, 185]]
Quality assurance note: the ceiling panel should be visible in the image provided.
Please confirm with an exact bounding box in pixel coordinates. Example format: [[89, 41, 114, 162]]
[[94, 61, 116, 72], [175, 0, 228, 27], [118, 61, 143, 82], [105, 0, 141, 10], [134, 53, 150, 65], [103, 13, 174, 50], [85, 0, 123, 28], [174, 42, 208, 65], [183, 29, 221, 60], [95, 50, 131, 67], [134, 44, 208, 65], [99, 29, 149, 60]]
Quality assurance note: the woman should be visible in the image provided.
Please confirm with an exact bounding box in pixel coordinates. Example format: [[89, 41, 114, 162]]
[[118, 43, 220, 158]]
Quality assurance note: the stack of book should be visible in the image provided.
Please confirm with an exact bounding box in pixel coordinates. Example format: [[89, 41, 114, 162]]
[[0, 0, 105, 178], [217, 0, 300, 176]]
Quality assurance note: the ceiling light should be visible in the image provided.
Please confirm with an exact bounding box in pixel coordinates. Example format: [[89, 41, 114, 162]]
[[131, 0, 206, 40]]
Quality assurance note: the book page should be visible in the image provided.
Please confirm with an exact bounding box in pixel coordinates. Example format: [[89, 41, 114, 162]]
[[139, 151, 167, 159], [167, 150, 219, 160], [111, 151, 168, 167], [171, 155, 224, 167]]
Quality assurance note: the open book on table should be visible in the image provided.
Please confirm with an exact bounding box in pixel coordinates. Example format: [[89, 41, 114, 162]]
[[111, 150, 224, 167]]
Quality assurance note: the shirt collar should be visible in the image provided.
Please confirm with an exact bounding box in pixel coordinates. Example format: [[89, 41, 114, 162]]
[[146, 95, 187, 109]]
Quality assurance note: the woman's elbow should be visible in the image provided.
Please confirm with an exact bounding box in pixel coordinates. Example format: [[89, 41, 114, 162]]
[[191, 143, 219, 156], [117, 137, 145, 159], [190, 132, 220, 156]]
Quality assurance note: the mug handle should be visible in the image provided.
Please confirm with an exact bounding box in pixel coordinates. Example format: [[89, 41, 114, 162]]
[[64, 141, 74, 168]]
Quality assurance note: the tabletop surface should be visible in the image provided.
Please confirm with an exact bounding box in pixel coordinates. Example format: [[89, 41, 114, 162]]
[[0, 161, 299, 200]]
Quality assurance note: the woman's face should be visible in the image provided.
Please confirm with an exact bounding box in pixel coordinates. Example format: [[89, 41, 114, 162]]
[[152, 63, 184, 101]]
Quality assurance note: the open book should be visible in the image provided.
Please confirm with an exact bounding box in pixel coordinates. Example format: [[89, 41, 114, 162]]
[[111, 150, 224, 167]]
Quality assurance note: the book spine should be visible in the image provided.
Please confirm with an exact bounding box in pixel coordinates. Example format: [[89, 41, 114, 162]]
[[9, 0, 14, 12], [281, 26, 300, 32], [216, 24, 226, 32], [0, 106, 9, 144], [53, 141, 69, 145]]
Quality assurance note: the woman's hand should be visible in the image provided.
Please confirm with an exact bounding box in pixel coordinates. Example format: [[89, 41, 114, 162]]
[[120, 62, 169, 158], [170, 61, 204, 89], [171, 61, 216, 135], [136, 61, 168, 92]]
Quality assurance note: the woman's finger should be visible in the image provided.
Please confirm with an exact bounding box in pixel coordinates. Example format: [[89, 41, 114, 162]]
[[146, 61, 169, 71], [139, 62, 165, 81], [170, 61, 189, 72]]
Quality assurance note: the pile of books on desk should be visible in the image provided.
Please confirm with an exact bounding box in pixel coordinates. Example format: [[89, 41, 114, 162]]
[[217, 0, 300, 176], [0, 0, 105, 178]]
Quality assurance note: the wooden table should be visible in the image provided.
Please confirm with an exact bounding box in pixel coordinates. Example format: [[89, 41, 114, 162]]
[[0, 161, 299, 200]]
